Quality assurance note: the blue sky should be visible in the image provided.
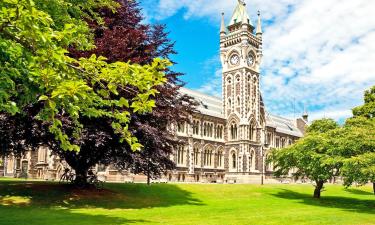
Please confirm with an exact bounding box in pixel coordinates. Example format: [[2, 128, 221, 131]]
[[141, 0, 375, 122]]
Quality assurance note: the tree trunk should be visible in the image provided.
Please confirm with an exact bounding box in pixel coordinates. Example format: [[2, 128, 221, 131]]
[[146, 163, 151, 186], [63, 153, 90, 187], [373, 182, 375, 195], [74, 167, 89, 187], [313, 180, 324, 198]]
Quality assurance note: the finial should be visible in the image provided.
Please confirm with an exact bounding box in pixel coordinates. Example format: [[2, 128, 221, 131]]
[[302, 104, 308, 121], [256, 10, 262, 35], [220, 12, 226, 35], [238, 0, 246, 5]]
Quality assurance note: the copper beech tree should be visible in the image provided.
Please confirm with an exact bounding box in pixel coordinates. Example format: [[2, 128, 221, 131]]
[[69, 0, 197, 184]]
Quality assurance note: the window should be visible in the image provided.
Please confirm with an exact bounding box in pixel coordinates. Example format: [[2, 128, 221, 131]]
[[16, 159, 21, 170], [217, 150, 224, 168], [216, 125, 223, 139], [194, 147, 200, 166], [267, 133, 272, 145], [237, 96, 240, 106], [281, 138, 286, 148], [232, 153, 236, 169], [230, 123, 238, 140], [203, 148, 213, 167], [276, 138, 280, 148], [177, 146, 185, 165], [193, 121, 200, 135], [38, 147, 47, 162], [177, 122, 185, 133]]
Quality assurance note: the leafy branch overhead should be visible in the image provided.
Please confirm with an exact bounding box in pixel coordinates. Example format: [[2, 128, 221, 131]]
[[0, 0, 170, 151]]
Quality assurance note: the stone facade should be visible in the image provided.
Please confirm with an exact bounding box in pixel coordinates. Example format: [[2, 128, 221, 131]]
[[1, 1, 307, 183]]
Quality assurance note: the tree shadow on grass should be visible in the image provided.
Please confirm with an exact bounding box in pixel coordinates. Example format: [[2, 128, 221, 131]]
[[344, 188, 374, 196], [0, 180, 203, 210], [269, 188, 375, 215], [0, 205, 149, 225]]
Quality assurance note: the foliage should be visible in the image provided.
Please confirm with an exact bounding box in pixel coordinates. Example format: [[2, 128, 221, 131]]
[[342, 152, 375, 186], [352, 86, 375, 118], [68, 0, 197, 183], [306, 118, 340, 133], [339, 86, 375, 193], [0, 0, 169, 152], [269, 119, 341, 198]]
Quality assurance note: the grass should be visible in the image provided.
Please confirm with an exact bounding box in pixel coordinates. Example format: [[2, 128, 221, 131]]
[[0, 178, 374, 225]]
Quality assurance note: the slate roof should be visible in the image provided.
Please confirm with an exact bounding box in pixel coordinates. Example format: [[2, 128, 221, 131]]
[[180, 87, 224, 119], [180, 87, 303, 137]]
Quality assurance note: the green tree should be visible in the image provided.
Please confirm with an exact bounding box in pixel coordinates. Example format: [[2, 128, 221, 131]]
[[0, 0, 169, 152], [339, 86, 375, 194], [352, 86, 375, 118], [269, 119, 340, 198]]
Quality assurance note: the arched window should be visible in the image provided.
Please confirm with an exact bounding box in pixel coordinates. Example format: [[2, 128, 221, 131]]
[[230, 122, 238, 140], [228, 98, 232, 108], [216, 125, 223, 139], [232, 152, 236, 169], [237, 96, 240, 106], [217, 150, 224, 168], [177, 122, 185, 133], [177, 146, 185, 165], [193, 121, 199, 135], [194, 147, 200, 166], [203, 147, 214, 167]]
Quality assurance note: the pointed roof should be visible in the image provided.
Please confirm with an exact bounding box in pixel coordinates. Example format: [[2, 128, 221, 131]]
[[229, 0, 253, 26]]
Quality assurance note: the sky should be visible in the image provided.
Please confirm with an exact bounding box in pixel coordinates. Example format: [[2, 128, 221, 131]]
[[140, 0, 375, 122]]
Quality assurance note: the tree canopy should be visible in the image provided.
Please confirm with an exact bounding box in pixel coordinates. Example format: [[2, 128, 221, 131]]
[[340, 86, 375, 194], [269, 119, 340, 198], [0, 0, 169, 152], [0, 0, 195, 185]]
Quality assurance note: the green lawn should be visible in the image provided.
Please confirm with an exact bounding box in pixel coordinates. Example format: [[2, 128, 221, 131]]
[[0, 178, 374, 225]]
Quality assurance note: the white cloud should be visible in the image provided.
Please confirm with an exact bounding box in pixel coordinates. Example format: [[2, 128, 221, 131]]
[[143, 0, 375, 121]]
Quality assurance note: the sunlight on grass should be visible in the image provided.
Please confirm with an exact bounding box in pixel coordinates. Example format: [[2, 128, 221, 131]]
[[0, 195, 31, 206], [0, 179, 373, 225]]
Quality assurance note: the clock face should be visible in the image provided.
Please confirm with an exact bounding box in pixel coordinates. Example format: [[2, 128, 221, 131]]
[[247, 54, 255, 66], [230, 54, 240, 66]]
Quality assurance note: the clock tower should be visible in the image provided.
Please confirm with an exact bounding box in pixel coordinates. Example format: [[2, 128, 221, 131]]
[[220, 0, 265, 174]]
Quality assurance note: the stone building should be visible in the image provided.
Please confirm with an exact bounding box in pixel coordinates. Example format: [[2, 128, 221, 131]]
[[1, 0, 307, 183]]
